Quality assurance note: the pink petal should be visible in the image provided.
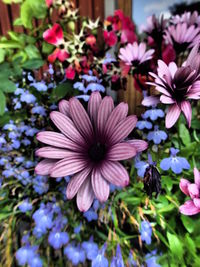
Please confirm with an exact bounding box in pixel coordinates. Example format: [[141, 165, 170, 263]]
[[142, 96, 160, 107], [57, 49, 69, 62], [36, 131, 81, 151], [58, 100, 70, 116], [187, 81, 200, 99], [179, 200, 200, 216], [104, 102, 128, 140], [69, 97, 94, 141], [76, 178, 94, 212], [35, 147, 79, 159], [35, 159, 57, 175], [109, 115, 137, 145], [107, 143, 136, 161], [194, 167, 200, 188], [66, 167, 92, 199], [165, 104, 181, 128], [181, 101, 192, 128], [100, 161, 129, 187], [194, 198, 200, 209], [50, 157, 87, 177], [43, 24, 63, 46], [50, 111, 85, 146], [87, 92, 102, 127], [179, 178, 191, 196], [188, 183, 199, 199], [91, 168, 110, 202], [126, 139, 148, 153], [97, 96, 114, 138], [160, 95, 175, 104]]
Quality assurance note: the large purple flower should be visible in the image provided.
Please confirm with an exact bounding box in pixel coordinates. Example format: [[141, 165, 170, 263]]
[[35, 92, 147, 211], [144, 45, 200, 128]]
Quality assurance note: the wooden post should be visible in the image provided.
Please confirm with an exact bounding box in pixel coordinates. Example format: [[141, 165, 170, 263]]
[[117, 0, 143, 116]]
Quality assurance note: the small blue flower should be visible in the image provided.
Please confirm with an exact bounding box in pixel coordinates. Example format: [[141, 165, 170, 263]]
[[82, 237, 98, 260], [143, 108, 164, 121], [20, 91, 36, 104], [86, 83, 105, 93], [136, 119, 152, 130], [147, 125, 167, 144], [33, 175, 49, 194], [29, 255, 43, 267], [64, 244, 86, 266], [33, 205, 53, 233], [145, 250, 161, 267], [134, 159, 149, 178], [76, 94, 90, 102], [140, 221, 152, 245], [32, 106, 46, 116], [16, 246, 36, 266], [74, 223, 82, 234], [18, 199, 32, 213], [74, 82, 86, 92], [160, 148, 190, 174], [48, 230, 69, 249], [110, 244, 124, 267], [83, 209, 98, 222], [31, 82, 48, 92], [92, 243, 108, 267], [128, 251, 137, 267]]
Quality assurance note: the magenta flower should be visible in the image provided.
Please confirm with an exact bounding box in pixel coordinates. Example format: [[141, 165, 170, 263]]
[[35, 92, 147, 211], [146, 45, 200, 128], [164, 22, 200, 52], [179, 168, 200, 216], [43, 24, 70, 63], [119, 42, 154, 67]]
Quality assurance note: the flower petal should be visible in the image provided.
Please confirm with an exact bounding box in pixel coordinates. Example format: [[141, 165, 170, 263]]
[[36, 131, 81, 151], [66, 167, 92, 199], [91, 168, 110, 202], [179, 200, 200, 216], [87, 91, 102, 127], [160, 95, 175, 104], [43, 24, 63, 46], [77, 178, 94, 212], [69, 97, 94, 141], [188, 183, 199, 199], [194, 167, 200, 188], [165, 104, 181, 128], [58, 100, 70, 116], [35, 147, 79, 159], [107, 143, 136, 161], [50, 111, 85, 146], [97, 96, 114, 138], [35, 159, 57, 175], [126, 139, 148, 153], [100, 161, 129, 187], [179, 178, 191, 196], [109, 115, 137, 145], [142, 96, 160, 107], [50, 157, 87, 177], [181, 101, 192, 128]]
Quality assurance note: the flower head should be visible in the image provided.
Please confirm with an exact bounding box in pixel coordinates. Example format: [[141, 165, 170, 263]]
[[140, 220, 152, 245], [35, 92, 147, 211], [160, 148, 190, 174], [146, 45, 200, 128], [110, 244, 124, 267], [179, 168, 200, 216]]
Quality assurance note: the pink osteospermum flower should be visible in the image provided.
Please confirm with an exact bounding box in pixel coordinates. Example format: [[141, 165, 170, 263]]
[[119, 42, 154, 67], [179, 168, 200, 216], [145, 45, 200, 128], [43, 24, 70, 63], [171, 11, 200, 27], [35, 92, 148, 212], [164, 22, 200, 52]]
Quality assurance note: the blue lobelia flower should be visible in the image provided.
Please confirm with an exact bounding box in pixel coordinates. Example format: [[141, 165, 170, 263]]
[[110, 244, 125, 267], [128, 251, 137, 267], [16, 245, 37, 266], [74, 223, 82, 234], [145, 250, 161, 267], [82, 236, 99, 260], [147, 125, 167, 144], [91, 243, 109, 267], [64, 244, 86, 266], [31, 81, 48, 92], [20, 91, 36, 104], [29, 255, 43, 267], [18, 199, 33, 213], [32, 105, 46, 116], [48, 230, 69, 249], [139, 221, 152, 245], [160, 148, 190, 174], [134, 156, 149, 178], [143, 108, 164, 121], [83, 208, 98, 222]]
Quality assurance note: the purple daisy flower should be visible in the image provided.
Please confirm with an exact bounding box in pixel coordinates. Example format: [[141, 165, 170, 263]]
[[171, 11, 200, 27], [145, 45, 200, 128], [35, 92, 148, 211], [119, 42, 154, 67]]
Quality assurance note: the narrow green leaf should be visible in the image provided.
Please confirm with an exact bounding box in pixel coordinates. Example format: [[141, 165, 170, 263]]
[[179, 123, 191, 146], [0, 91, 6, 115], [167, 232, 183, 260]]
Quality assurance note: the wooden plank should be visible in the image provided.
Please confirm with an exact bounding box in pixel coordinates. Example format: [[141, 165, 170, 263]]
[[79, 0, 93, 19], [93, 0, 104, 19], [11, 4, 24, 33], [118, 0, 132, 17], [0, 2, 11, 36]]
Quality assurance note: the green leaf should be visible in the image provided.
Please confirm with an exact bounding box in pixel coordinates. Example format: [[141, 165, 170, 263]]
[[13, 17, 23, 26], [0, 91, 6, 116], [0, 79, 16, 93], [50, 83, 74, 101], [22, 58, 44, 69], [42, 42, 54, 54], [0, 48, 6, 63], [25, 44, 41, 59], [0, 112, 10, 127], [184, 233, 196, 255], [181, 215, 195, 233], [179, 123, 191, 146], [0, 40, 22, 49], [167, 232, 183, 260], [181, 142, 198, 157]]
